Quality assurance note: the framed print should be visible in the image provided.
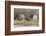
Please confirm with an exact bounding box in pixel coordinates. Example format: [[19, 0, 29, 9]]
[[5, 1, 45, 35]]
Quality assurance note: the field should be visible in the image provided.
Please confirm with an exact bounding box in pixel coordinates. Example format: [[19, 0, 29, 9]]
[[14, 19, 39, 26]]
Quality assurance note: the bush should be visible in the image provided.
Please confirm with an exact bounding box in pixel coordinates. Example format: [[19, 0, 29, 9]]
[[25, 18, 30, 21]]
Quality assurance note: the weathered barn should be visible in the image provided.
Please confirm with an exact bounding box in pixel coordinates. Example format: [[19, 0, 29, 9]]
[[14, 8, 39, 20]]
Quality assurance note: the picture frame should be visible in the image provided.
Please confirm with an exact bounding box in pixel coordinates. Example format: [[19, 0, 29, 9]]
[[5, 1, 45, 35]]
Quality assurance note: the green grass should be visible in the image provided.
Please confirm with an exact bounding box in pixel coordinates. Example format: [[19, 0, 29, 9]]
[[15, 19, 39, 22], [15, 19, 39, 25]]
